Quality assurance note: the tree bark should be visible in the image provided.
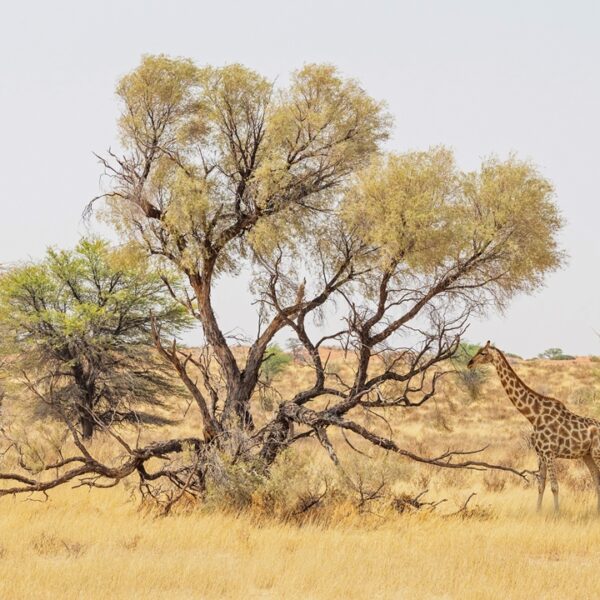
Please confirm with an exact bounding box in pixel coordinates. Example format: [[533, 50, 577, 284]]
[[80, 411, 94, 440], [72, 363, 97, 440]]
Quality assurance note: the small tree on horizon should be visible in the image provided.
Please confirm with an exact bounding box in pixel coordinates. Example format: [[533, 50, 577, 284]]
[[538, 348, 575, 360]]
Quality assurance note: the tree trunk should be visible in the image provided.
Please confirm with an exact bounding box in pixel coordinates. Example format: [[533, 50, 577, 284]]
[[217, 385, 255, 434], [259, 414, 292, 465], [80, 410, 94, 440], [72, 363, 96, 440]]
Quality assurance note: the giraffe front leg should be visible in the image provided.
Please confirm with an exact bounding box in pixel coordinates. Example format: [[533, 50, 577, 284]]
[[536, 455, 547, 512], [546, 456, 559, 514]]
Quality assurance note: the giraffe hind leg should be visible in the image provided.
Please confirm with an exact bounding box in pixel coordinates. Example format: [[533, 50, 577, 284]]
[[582, 454, 600, 513], [587, 427, 600, 514], [536, 455, 547, 512], [545, 456, 559, 514]]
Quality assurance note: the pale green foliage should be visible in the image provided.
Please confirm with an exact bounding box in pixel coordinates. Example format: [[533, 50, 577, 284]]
[[259, 63, 389, 204], [116, 54, 199, 152], [452, 341, 488, 404], [190, 64, 273, 175], [342, 148, 458, 270], [105, 55, 391, 276], [105, 56, 562, 310], [460, 156, 564, 292], [341, 147, 564, 304], [0, 239, 186, 347]]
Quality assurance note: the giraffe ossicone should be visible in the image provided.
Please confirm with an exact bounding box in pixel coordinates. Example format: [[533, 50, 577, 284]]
[[468, 343, 600, 514]]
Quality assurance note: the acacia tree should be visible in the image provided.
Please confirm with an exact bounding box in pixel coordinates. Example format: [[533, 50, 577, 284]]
[[0, 238, 188, 439], [0, 56, 563, 499]]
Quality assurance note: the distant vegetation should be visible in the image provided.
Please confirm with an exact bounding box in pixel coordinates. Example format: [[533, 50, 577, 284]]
[[538, 348, 576, 360], [260, 344, 293, 384], [452, 341, 482, 366]]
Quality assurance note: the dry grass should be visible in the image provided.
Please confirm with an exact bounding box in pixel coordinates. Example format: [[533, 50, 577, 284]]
[[3, 354, 600, 598], [2, 487, 600, 599]]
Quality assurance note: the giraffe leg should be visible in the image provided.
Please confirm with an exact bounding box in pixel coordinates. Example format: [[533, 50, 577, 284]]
[[536, 455, 547, 512], [546, 456, 559, 514], [588, 425, 600, 514], [582, 455, 600, 513]]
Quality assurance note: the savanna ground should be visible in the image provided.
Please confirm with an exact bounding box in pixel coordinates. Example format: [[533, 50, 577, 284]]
[[3, 351, 600, 599]]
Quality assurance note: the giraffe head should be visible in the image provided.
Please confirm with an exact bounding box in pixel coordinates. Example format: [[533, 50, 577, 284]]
[[467, 341, 495, 368]]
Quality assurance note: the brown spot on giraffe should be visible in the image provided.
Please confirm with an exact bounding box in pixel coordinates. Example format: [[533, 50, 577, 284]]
[[468, 341, 600, 514]]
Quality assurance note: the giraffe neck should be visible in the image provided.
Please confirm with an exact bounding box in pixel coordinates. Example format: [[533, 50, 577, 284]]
[[490, 349, 540, 424]]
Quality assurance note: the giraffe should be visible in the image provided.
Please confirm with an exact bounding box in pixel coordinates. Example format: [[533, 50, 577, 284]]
[[468, 341, 600, 514]]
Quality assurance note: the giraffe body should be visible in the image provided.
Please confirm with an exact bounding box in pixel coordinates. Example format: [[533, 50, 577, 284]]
[[527, 396, 597, 459], [468, 342, 600, 513]]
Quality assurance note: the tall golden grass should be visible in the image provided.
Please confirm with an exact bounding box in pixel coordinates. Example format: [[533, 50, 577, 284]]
[[3, 487, 600, 599], [2, 354, 600, 598]]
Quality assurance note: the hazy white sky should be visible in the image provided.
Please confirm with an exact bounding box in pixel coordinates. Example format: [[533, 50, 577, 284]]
[[0, 0, 598, 357]]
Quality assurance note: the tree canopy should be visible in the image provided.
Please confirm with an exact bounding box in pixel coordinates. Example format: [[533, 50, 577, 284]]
[[0, 238, 189, 438]]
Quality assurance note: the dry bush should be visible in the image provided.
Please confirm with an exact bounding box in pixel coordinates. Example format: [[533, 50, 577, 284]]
[[572, 387, 600, 407], [454, 501, 495, 521], [392, 490, 440, 513], [484, 472, 507, 493], [455, 367, 488, 403], [249, 449, 332, 520], [32, 533, 86, 558]]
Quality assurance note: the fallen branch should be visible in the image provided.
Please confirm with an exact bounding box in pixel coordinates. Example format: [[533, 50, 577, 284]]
[[0, 438, 204, 498], [278, 401, 531, 481]]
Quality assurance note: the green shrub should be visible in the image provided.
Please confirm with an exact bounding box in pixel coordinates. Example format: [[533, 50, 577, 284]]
[[261, 344, 293, 384], [452, 342, 482, 367]]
